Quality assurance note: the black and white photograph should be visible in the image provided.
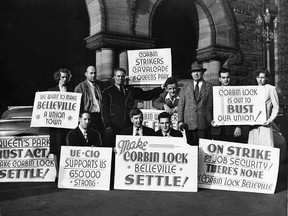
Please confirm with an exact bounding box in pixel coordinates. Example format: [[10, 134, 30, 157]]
[[0, 0, 287, 215]]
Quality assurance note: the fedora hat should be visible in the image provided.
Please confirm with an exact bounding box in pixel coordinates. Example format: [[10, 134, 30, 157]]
[[188, 62, 207, 72]]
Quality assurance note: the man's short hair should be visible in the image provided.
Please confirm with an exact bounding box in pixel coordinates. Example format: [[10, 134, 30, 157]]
[[164, 77, 177, 88], [114, 67, 127, 75], [129, 108, 143, 118], [79, 110, 91, 118], [218, 68, 231, 77], [53, 68, 72, 82], [158, 112, 171, 122]]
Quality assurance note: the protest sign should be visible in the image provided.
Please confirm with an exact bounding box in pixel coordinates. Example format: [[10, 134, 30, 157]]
[[114, 135, 197, 192], [213, 86, 266, 125], [31, 91, 81, 129], [127, 48, 172, 85], [198, 139, 280, 194], [0, 135, 56, 182], [58, 146, 112, 190], [141, 109, 178, 130]]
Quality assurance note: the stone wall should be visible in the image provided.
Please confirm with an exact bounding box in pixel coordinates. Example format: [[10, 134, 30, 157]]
[[226, 0, 264, 84], [277, 0, 288, 105]]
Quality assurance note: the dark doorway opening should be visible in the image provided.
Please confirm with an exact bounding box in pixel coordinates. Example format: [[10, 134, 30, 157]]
[[152, 0, 199, 79]]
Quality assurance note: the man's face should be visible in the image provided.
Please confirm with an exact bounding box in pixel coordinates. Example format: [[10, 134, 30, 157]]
[[114, 70, 126, 86], [159, 118, 171, 133], [219, 72, 230, 86], [131, 114, 143, 129], [166, 83, 177, 98], [79, 113, 91, 130], [59, 72, 69, 86], [191, 70, 204, 82], [256, 72, 267, 86], [85, 67, 96, 83]]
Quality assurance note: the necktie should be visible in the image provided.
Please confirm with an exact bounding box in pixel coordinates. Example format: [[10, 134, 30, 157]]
[[194, 82, 199, 100], [92, 83, 100, 101], [83, 130, 88, 143], [119, 86, 125, 96], [135, 129, 139, 136]]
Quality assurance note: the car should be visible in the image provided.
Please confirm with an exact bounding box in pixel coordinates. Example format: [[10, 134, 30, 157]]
[[0, 106, 49, 137]]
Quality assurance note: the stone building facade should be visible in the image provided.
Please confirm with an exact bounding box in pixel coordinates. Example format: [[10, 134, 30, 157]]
[[84, 0, 288, 106]]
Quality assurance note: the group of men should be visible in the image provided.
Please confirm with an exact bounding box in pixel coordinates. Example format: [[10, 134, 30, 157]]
[[51, 63, 243, 149], [49, 63, 244, 178]]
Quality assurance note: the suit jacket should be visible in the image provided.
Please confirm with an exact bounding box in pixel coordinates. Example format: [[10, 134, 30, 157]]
[[154, 128, 183, 137], [153, 91, 179, 110], [74, 80, 103, 113], [121, 125, 155, 136], [66, 126, 102, 147], [74, 80, 112, 113], [178, 80, 213, 130], [102, 85, 164, 130], [48, 85, 72, 153]]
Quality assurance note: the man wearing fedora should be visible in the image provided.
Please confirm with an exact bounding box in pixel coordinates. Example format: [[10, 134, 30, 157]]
[[178, 61, 213, 145]]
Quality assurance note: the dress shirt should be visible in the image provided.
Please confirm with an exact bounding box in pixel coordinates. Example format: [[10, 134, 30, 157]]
[[59, 85, 67, 92], [162, 131, 171, 137], [78, 126, 88, 142], [194, 80, 203, 91], [165, 93, 180, 104], [133, 127, 143, 136]]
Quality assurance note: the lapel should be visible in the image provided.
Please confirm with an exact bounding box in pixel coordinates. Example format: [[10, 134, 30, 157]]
[[198, 81, 209, 101], [76, 127, 87, 144], [192, 81, 209, 102], [124, 86, 132, 104]]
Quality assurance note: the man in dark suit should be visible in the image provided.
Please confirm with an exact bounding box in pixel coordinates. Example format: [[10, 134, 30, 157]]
[[153, 77, 180, 115], [66, 111, 102, 147], [154, 112, 182, 137], [178, 62, 213, 145], [48, 68, 73, 179], [102, 68, 163, 146], [211, 68, 242, 142], [121, 108, 155, 136]]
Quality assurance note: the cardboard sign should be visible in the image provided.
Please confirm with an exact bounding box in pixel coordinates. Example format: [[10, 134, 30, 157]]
[[31, 91, 81, 129], [213, 86, 266, 125], [0, 135, 56, 182], [58, 146, 112, 190], [114, 135, 198, 192], [198, 139, 280, 194], [142, 109, 178, 130], [127, 48, 172, 85]]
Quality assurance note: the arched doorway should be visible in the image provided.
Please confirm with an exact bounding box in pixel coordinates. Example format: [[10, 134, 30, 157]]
[[151, 0, 199, 79]]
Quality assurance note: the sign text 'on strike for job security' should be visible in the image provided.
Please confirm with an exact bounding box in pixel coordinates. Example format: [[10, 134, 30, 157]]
[[198, 139, 279, 194]]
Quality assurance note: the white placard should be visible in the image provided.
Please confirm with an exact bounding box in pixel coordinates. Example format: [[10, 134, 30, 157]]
[[0, 135, 56, 182], [213, 86, 266, 125], [141, 109, 178, 130], [198, 139, 280, 194], [58, 146, 112, 190], [114, 135, 198, 192], [31, 91, 81, 129], [127, 48, 172, 85]]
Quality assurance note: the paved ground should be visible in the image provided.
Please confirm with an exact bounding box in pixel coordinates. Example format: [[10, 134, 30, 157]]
[[0, 161, 287, 216]]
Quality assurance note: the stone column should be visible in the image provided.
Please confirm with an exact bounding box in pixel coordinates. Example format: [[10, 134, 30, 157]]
[[119, 50, 128, 71], [99, 48, 115, 80], [95, 50, 102, 79], [204, 60, 221, 86]]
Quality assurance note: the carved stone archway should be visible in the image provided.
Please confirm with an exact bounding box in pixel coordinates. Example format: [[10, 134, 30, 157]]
[[85, 0, 240, 85]]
